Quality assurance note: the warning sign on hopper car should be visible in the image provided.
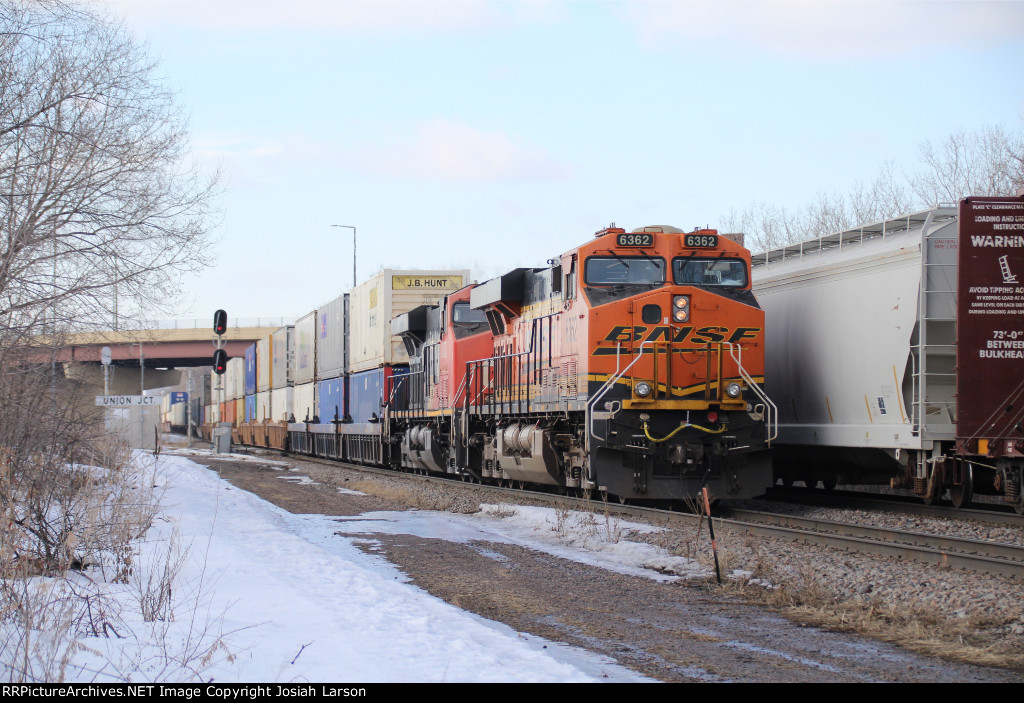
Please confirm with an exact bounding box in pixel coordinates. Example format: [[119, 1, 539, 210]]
[[957, 196, 1024, 440]]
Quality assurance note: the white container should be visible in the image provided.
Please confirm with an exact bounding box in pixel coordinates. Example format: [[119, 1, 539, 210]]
[[348, 269, 469, 373], [257, 336, 272, 392], [170, 401, 186, 428], [255, 390, 272, 422], [271, 326, 294, 389], [317, 294, 348, 379], [293, 311, 317, 385], [292, 382, 317, 423], [228, 357, 246, 400], [270, 386, 294, 422]]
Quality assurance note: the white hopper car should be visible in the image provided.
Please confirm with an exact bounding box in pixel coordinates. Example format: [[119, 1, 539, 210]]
[[752, 197, 1024, 511]]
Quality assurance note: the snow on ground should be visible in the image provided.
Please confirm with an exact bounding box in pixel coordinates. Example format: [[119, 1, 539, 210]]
[[55, 452, 663, 683], [336, 504, 709, 582]]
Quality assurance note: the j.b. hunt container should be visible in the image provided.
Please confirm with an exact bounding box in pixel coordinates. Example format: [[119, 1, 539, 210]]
[[348, 269, 469, 373]]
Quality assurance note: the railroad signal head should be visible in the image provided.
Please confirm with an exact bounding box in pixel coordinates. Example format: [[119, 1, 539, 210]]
[[213, 309, 228, 336], [213, 348, 228, 374]]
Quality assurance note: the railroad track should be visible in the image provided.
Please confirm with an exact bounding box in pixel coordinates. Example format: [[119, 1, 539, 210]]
[[764, 486, 1024, 526], [232, 447, 1024, 582], [716, 506, 1024, 581]]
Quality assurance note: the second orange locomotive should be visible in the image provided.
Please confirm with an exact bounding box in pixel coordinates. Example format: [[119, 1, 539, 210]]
[[388, 224, 773, 501]]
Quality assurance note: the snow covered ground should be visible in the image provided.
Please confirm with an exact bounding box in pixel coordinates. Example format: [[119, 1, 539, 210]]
[[40, 451, 721, 682]]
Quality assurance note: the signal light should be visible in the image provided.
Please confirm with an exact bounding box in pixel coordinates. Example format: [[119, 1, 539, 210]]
[[213, 349, 228, 375], [214, 309, 228, 335]]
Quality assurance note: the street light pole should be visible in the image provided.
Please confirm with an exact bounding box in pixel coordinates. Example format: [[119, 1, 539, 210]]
[[331, 224, 357, 288]]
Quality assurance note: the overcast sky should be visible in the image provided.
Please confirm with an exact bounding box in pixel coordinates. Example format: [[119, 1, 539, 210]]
[[105, 0, 1024, 323]]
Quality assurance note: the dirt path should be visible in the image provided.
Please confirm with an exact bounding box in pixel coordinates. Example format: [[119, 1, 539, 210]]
[[196, 454, 1022, 682]]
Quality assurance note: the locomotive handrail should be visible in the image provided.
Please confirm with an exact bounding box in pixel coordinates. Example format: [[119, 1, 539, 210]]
[[724, 342, 777, 444], [587, 340, 654, 449], [464, 317, 543, 417]]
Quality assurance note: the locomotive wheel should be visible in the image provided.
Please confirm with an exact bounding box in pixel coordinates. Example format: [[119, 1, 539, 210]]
[[949, 463, 974, 509], [779, 476, 793, 488], [820, 478, 837, 491]]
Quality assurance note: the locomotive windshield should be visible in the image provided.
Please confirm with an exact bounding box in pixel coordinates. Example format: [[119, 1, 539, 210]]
[[451, 302, 489, 338], [452, 301, 487, 324], [584, 256, 665, 285], [673, 258, 747, 287]]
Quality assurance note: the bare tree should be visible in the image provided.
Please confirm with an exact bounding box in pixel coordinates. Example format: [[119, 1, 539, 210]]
[[723, 121, 1024, 252], [0, 0, 219, 343], [0, 4, 222, 680], [911, 123, 1024, 206]]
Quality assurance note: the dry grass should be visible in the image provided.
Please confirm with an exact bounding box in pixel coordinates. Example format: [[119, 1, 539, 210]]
[[690, 530, 1024, 672]]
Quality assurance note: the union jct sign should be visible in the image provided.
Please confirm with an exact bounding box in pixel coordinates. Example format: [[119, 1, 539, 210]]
[[95, 395, 159, 407]]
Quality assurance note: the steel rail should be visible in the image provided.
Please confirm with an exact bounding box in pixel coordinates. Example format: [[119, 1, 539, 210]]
[[764, 487, 1024, 527], [718, 507, 1024, 579]]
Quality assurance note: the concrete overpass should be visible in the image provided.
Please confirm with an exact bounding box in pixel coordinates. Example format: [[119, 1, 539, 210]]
[[54, 326, 279, 368], [53, 326, 280, 395]]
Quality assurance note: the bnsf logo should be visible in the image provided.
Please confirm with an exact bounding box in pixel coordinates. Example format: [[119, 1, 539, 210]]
[[601, 325, 760, 345]]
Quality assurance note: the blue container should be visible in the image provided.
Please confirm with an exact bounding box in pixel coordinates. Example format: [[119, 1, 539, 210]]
[[245, 394, 257, 423], [318, 377, 348, 423], [244, 344, 257, 396], [348, 366, 409, 423]]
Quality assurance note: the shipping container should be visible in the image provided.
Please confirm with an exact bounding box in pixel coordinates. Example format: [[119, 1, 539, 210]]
[[348, 367, 408, 424], [348, 269, 469, 373], [245, 394, 257, 422], [317, 376, 348, 424], [292, 382, 317, 423], [271, 325, 294, 389], [255, 391, 272, 421], [225, 357, 244, 400], [293, 311, 318, 385], [270, 386, 294, 422], [316, 294, 348, 380], [257, 336, 272, 392], [244, 344, 257, 396]]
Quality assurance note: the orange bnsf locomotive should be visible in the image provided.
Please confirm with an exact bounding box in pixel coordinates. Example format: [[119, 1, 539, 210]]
[[387, 224, 774, 501]]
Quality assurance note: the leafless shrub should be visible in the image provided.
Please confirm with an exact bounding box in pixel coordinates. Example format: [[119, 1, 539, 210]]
[[130, 529, 187, 624], [486, 503, 517, 518]]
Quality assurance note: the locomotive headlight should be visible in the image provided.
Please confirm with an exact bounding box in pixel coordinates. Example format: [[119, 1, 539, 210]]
[[725, 382, 742, 398], [672, 295, 690, 322], [635, 381, 652, 397]]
